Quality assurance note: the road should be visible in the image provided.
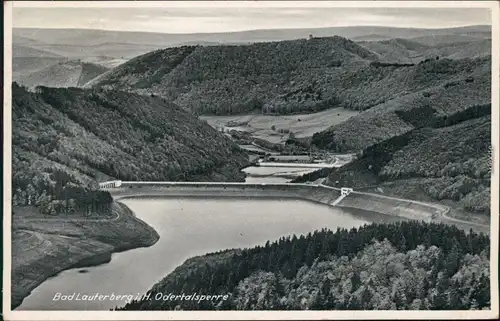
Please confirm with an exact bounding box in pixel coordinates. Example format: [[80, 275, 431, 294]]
[[332, 185, 489, 231], [17, 210, 121, 223]]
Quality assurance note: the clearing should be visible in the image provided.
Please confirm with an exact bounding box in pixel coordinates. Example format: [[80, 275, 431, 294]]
[[200, 107, 359, 144]]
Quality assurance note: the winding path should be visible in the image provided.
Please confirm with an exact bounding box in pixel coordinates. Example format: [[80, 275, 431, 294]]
[[18, 210, 121, 223]]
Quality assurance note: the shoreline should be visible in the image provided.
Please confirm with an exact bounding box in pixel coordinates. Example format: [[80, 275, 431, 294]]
[[11, 202, 160, 310], [110, 182, 489, 234], [12, 183, 489, 309]]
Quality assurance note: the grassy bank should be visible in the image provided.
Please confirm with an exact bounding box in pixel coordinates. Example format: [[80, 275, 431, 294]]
[[11, 201, 159, 310], [354, 179, 491, 226]]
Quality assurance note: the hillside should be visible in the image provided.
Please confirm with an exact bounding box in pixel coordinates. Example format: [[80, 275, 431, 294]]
[[360, 38, 491, 63], [408, 34, 491, 46], [431, 39, 492, 60], [311, 55, 491, 152], [357, 38, 431, 63], [90, 36, 378, 115], [323, 113, 491, 216], [12, 83, 248, 215], [12, 57, 68, 80], [15, 60, 110, 89], [119, 221, 490, 310], [12, 25, 489, 72], [91, 36, 491, 117]]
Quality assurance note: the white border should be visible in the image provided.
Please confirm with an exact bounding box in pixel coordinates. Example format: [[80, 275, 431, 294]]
[[3, 1, 499, 320], [10, 0, 498, 9]]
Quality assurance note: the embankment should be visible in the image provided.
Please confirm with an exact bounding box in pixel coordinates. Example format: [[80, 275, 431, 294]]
[[109, 181, 442, 222], [11, 202, 159, 310]]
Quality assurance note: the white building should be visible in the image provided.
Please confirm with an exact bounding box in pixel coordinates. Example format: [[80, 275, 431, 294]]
[[99, 180, 122, 189], [341, 187, 353, 196]]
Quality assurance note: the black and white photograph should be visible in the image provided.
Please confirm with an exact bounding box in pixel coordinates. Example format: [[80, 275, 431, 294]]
[[2, 1, 499, 320]]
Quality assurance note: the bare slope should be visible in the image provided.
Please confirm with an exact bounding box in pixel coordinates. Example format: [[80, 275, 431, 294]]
[[15, 60, 110, 88], [13, 44, 62, 58], [12, 57, 68, 80]]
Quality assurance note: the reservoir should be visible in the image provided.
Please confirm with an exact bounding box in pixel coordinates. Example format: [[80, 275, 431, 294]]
[[15, 196, 402, 311]]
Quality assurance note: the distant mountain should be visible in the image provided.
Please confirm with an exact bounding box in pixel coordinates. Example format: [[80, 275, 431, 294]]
[[352, 34, 394, 42], [14, 60, 110, 88], [12, 25, 490, 63], [12, 83, 249, 214], [12, 57, 67, 79], [13, 25, 490, 47], [360, 38, 491, 63], [23, 42, 168, 60], [13, 25, 491, 92], [358, 38, 431, 62], [13, 44, 62, 58], [409, 34, 491, 46], [427, 39, 492, 60]]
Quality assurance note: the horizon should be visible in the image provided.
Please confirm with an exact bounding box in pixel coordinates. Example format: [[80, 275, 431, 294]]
[[12, 23, 492, 36], [12, 6, 492, 34]]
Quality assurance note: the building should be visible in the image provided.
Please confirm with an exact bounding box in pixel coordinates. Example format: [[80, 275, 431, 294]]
[[341, 187, 353, 196], [99, 180, 122, 189]]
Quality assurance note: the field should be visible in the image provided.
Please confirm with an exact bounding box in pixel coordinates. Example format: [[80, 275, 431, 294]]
[[200, 107, 359, 144]]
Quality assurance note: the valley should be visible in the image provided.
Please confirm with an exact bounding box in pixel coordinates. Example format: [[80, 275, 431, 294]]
[[9, 22, 494, 313], [200, 107, 359, 144]]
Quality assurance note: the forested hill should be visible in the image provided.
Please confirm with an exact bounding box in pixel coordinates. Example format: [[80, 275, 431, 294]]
[[89, 36, 491, 116], [12, 83, 248, 214], [120, 221, 490, 310], [88, 36, 380, 115], [323, 113, 492, 216], [311, 55, 491, 152]]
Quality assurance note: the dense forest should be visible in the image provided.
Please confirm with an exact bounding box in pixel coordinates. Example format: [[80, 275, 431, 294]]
[[322, 112, 491, 215], [119, 221, 490, 310], [12, 83, 248, 215], [311, 56, 491, 152], [90, 36, 490, 116]]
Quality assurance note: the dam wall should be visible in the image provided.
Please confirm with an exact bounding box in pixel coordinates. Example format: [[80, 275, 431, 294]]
[[105, 182, 443, 221], [110, 182, 339, 204]]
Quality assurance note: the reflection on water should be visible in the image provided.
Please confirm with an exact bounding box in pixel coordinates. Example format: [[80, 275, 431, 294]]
[[16, 197, 396, 311]]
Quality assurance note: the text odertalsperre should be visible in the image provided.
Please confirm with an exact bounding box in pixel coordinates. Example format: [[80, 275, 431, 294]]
[[53, 292, 231, 304]]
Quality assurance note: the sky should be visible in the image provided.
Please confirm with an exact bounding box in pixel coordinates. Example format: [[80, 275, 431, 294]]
[[12, 3, 492, 34]]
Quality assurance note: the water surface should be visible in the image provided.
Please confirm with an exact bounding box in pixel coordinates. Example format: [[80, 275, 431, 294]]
[[17, 197, 384, 310]]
